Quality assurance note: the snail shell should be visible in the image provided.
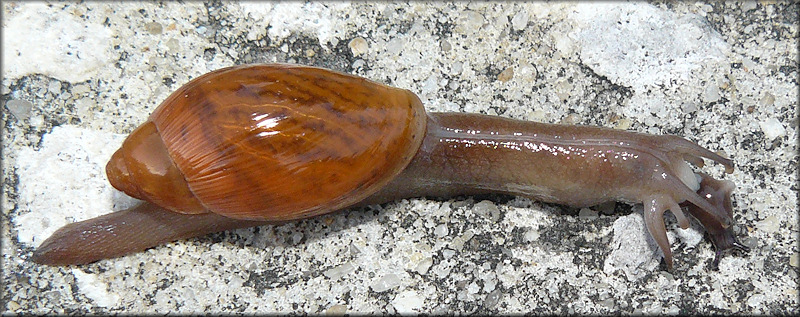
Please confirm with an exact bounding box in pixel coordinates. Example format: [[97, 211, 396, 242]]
[[106, 64, 427, 221]]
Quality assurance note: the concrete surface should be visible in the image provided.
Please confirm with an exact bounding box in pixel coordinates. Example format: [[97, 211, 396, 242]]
[[2, 1, 797, 314]]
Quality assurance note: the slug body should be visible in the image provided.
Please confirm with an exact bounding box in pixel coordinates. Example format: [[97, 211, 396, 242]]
[[32, 64, 747, 268]]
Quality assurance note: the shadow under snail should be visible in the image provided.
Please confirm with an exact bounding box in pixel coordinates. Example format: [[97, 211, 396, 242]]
[[31, 64, 749, 269]]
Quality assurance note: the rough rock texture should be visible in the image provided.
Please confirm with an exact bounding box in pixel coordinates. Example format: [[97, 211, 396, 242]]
[[2, 1, 797, 314]]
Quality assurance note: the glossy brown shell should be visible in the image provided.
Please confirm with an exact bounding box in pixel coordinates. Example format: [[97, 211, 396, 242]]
[[112, 64, 427, 221]]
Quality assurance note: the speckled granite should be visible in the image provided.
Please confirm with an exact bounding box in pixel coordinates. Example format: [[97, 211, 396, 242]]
[[2, 1, 797, 314]]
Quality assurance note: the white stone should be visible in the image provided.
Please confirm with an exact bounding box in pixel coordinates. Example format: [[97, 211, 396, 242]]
[[674, 224, 704, 248], [603, 213, 660, 280], [323, 262, 356, 280], [3, 3, 114, 82], [239, 2, 349, 48], [71, 269, 119, 307], [5, 99, 33, 120], [759, 118, 785, 140], [473, 200, 500, 222], [434, 223, 449, 237], [524, 229, 540, 242], [392, 290, 424, 314], [371, 273, 401, 293], [703, 84, 721, 103], [348, 37, 369, 56], [511, 10, 529, 31], [569, 2, 729, 100], [755, 215, 779, 233], [14, 126, 139, 247], [413, 257, 433, 274]]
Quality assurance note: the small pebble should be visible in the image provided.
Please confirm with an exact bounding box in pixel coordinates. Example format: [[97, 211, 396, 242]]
[[742, 58, 757, 71], [497, 67, 514, 82], [702, 84, 721, 103], [473, 200, 500, 222], [145, 22, 163, 34], [484, 289, 501, 308], [759, 118, 785, 140], [434, 223, 449, 237], [6, 99, 33, 120], [371, 273, 401, 292], [385, 37, 404, 55], [6, 300, 20, 312], [578, 208, 598, 219], [450, 230, 474, 251], [323, 262, 356, 280], [48, 81, 62, 95], [524, 229, 540, 242], [755, 215, 779, 233], [459, 11, 484, 32], [166, 38, 179, 52], [511, 11, 529, 31], [440, 39, 452, 52], [560, 114, 581, 125], [681, 102, 699, 114], [392, 290, 424, 313], [71, 84, 90, 96], [413, 257, 433, 274], [759, 92, 775, 107], [325, 304, 347, 315], [741, 1, 758, 11], [348, 37, 369, 56]]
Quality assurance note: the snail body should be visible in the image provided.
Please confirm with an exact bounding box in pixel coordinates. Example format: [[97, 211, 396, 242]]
[[32, 64, 747, 268]]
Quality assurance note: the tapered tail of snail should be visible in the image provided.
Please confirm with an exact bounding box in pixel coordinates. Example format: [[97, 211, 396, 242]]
[[30, 64, 748, 268], [31, 202, 267, 266]]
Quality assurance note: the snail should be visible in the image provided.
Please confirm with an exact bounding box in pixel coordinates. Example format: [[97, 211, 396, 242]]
[[31, 64, 748, 268]]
